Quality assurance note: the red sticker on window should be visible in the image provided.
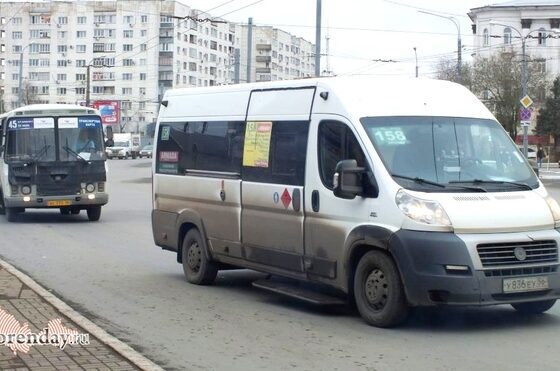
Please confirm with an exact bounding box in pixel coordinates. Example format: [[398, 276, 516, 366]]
[[159, 151, 179, 163]]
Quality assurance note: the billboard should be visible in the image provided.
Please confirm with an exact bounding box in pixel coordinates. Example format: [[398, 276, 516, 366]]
[[91, 100, 120, 125]]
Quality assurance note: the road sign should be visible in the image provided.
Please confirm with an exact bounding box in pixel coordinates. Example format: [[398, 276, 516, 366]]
[[520, 95, 533, 108], [520, 107, 532, 121]]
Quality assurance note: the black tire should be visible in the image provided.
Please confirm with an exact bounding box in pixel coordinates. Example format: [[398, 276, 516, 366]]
[[124, 153, 129, 160], [70, 208, 80, 215], [87, 206, 102, 221], [512, 300, 556, 314], [0, 195, 5, 215], [5, 207, 18, 222], [181, 229, 218, 285], [60, 208, 70, 215], [353, 250, 409, 327]]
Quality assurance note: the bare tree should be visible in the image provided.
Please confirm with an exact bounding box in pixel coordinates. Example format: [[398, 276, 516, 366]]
[[434, 57, 472, 89], [21, 80, 39, 106], [470, 52, 549, 139]]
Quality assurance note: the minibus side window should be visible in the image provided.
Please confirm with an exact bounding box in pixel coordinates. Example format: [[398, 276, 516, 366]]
[[318, 121, 366, 190], [156, 121, 245, 175], [242, 121, 309, 186]]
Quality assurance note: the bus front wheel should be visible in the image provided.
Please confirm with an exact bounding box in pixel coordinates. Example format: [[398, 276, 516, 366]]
[[5, 207, 18, 222], [87, 206, 102, 221]]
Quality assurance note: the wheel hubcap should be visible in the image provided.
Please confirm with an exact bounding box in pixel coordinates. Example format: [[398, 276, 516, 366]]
[[187, 242, 202, 272], [364, 269, 388, 310]]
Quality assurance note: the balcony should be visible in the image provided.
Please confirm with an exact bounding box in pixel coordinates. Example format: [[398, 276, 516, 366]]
[[256, 67, 271, 74], [256, 56, 271, 63], [256, 43, 272, 51]]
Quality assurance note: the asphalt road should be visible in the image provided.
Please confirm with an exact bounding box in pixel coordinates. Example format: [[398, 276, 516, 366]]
[[1, 159, 560, 371]]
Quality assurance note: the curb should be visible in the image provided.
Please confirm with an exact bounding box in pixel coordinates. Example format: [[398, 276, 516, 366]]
[[0, 258, 164, 371]]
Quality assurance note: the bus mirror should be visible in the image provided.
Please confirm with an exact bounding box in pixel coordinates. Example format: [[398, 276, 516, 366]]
[[333, 160, 365, 199]]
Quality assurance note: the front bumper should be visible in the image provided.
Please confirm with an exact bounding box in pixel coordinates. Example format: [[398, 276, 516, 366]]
[[389, 229, 560, 306], [4, 193, 108, 208]]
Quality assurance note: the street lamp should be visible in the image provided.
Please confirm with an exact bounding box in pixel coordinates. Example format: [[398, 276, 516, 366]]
[[419, 10, 461, 83], [18, 42, 35, 107], [413, 47, 418, 77], [489, 21, 559, 158]]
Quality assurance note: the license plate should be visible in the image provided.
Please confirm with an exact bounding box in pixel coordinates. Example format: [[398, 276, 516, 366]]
[[47, 200, 71, 207], [503, 276, 549, 293]]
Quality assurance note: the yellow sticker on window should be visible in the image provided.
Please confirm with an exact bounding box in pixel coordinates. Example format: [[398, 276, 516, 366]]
[[243, 121, 272, 168]]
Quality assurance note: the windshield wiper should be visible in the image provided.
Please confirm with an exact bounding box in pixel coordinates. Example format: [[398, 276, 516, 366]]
[[449, 179, 533, 190], [391, 174, 487, 192], [62, 145, 89, 164], [27, 143, 51, 164]]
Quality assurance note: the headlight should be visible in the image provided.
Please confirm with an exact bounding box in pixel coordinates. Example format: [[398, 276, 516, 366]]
[[395, 189, 452, 227], [545, 196, 560, 226], [21, 185, 32, 195], [85, 183, 95, 193], [119, 150, 126, 155]]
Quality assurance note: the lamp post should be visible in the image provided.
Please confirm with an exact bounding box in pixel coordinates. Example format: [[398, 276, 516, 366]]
[[490, 22, 559, 158], [419, 11, 461, 83], [18, 43, 35, 107], [413, 47, 418, 77]]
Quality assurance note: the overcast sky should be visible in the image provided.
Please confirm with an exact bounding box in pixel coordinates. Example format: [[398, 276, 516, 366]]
[[181, 0, 494, 77]]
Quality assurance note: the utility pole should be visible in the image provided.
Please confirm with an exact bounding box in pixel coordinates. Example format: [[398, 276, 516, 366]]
[[246, 17, 253, 83], [234, 48, 240, 84], [85, 65, 91, 107], [418, 11, 461, 83], [521, 36, 529, 158], [17, 51, 24, 107], [315, 0, 322, 77], [324, 26, 331, 76], [413, 47, 418, 78]]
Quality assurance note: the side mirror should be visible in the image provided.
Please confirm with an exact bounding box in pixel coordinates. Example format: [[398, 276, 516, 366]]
[[333, 159, 365, 199]]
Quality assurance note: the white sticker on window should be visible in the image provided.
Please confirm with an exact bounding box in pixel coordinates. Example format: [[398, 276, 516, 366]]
[[59, 117, 79, 128], [33, 117, 55, 129]]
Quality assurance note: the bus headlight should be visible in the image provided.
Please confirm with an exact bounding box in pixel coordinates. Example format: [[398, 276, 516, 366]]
[[21, 185, 32, 195], [395, 189, 452, 227], [85, 183, 95, 193]]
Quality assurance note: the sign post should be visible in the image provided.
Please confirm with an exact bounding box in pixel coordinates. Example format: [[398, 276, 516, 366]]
[[520, 95, 533, 158]]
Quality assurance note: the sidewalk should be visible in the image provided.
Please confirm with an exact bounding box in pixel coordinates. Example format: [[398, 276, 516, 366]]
[[0, 261, 157, 371]]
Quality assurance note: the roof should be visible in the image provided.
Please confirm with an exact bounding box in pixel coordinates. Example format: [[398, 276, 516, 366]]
[[5, 104, 99, 116], [490, 0, 560, 6]]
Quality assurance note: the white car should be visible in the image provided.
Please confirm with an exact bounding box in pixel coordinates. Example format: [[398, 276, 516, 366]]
[[518, 146, 537, 159]]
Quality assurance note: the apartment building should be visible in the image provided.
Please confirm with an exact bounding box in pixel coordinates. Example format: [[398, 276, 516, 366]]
[[0, 0, 236, 133], [235, 24, 316, 83]]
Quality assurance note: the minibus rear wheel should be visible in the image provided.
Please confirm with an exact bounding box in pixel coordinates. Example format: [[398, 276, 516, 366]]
[[354, 250, 409, 327], [182, 229, 218, 285], [511, 299, 556, 314]]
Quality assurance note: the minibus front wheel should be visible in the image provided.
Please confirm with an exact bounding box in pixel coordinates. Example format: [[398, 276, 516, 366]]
[[181, 229, 218, 285], [354, 250, 409, 327], [511, 299, 556, 314]]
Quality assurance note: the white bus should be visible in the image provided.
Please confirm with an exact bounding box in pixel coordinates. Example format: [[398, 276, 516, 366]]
[[0, 104, 109, 222], [152, 77, 559, 327]]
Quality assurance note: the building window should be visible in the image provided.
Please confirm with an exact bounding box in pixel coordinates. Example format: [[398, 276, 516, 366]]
[[141, 30, 147, 37], [58, 31, 67, 39], [76, 88, 85, 95], [123, 59, 135, 66], [124, 15, 134, 24], [77, 16, 87, 24], [122, 73, 133, 80], [538, 28, 547, 46], [140, 73, 146, 80], [141, 15, 148, 23], [77, 45, 86, 53], [122, 88, 132, 95], [12, 17, 22, 25], [58, 45, 68, 53], [123, 30, 134, 38], [77, 31, 87, 38], [58, 17, 68, 25], [76, 60, 86, 67], [12, 31, 22, 39], [56, 73, 67, 81], [57, 87, 67, 95], [57, 60, 68, 67], [483, 28, 489, 46], [76, 73, 86, 81], [123, 44, 133, 51], [140, 43, 147, 51]]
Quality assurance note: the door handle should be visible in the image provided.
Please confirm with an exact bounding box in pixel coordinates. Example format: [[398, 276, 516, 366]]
[[311, 190, 320, 212]]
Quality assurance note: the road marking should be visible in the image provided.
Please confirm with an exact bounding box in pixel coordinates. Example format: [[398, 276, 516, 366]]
[[0, 258, 164, 371]]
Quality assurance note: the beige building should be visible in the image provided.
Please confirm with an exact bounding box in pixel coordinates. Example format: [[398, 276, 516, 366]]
[[235, 24, 316, 83]]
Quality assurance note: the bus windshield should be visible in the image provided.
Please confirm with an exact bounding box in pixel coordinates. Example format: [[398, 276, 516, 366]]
[[361, 116, 539, 192], [58, 116, 105, 161], [5, 117, 57, 163]]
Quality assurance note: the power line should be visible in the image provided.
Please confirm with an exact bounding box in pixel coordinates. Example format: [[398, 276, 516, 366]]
[[382, 0, 469, 18]]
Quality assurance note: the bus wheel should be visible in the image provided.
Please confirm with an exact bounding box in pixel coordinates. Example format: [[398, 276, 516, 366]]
[[87, 206, 102, 221], [182, 229, 218, 285], [60, 208, 70, 215], [354, 250, 409, 327], [5, 208, 18, 222]]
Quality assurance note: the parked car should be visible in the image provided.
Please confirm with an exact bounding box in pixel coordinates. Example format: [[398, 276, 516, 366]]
[[518, 146, 537, 159], [139, 145, 153, 158]]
